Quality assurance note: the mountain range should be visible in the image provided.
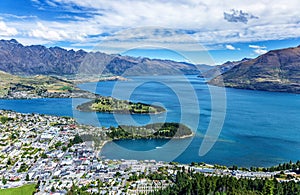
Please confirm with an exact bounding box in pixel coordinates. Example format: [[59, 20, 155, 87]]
[[0, 39, 200, 76], [209, 45, 300, 93], [1, 39, 300, 94], [200, 58, 251, 78]]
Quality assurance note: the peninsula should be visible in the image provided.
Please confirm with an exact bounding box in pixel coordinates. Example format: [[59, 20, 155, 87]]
[[0, 71, 130, 99], [107, 122, 193, 139], [0, 71, 95, 99], [77, 97, 166, 114]]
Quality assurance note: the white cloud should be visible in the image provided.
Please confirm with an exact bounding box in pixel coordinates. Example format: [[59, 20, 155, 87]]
[[48, 0, 300, 44], [249, 45, 268, 55], [249, 45, 266, 49], [2, 0, 300, 53], [0, 21, 17, 36], [46, 0, 300, 28], [253, 48, 268, 55], [225, 44, 236, 50], [224, 9, 259, 24], [28, 22, 86, 41], [0, 13, 37, 20], [85, 27, 210, 53]]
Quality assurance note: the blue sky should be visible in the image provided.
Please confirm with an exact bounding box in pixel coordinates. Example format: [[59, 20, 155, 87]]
[[0, 0, 300, 65]]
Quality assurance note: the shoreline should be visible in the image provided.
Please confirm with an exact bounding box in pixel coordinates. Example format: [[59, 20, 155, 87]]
[[77, 107, 166, 115], [97, 132, 194, 158], [70, 75, 129, 84], [0, 75, 128, 100], [0, 90, 97, 100], [96, 140, 112, 157]]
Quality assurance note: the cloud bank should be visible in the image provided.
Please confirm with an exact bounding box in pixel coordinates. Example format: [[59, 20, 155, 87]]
[[1, 0, 300, 55], [224, 9, 259, 24], [0, 21, 17, 36]]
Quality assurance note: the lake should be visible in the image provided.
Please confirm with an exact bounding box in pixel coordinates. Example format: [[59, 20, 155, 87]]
[[0, 75, 300, 167]]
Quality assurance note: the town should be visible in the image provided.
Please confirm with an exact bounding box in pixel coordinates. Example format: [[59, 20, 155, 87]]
[[0, 110, 299, 194]]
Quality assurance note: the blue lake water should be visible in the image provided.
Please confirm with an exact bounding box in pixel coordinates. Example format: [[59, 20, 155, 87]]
[[1, 75, 300, 167]]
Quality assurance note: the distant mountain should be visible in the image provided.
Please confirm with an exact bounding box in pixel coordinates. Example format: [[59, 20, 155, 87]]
[[209, 46, 300, 93], [200, 58, 251, 78], [0, 39, 199, 76], [195, 64, 214, 73]]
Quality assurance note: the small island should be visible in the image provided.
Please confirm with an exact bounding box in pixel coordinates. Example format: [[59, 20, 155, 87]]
[[106, 122, 193, 140], [77, 97, 166, 114]]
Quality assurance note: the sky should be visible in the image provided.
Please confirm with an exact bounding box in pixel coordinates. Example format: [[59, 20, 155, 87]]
[[0, 0, 300, 65]]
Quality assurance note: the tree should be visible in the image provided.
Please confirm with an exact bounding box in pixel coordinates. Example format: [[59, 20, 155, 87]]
[[35, 180, 41, 189], [54, 141, 62, 149], [231, 165, 238, 170], [51, 186, 55, 193], [115, 172, 121, 177], [190, 162, 196, 166], [41, 152, 48, 159], [2, 176, 7, 185], [62, 146, 68, 152], [262, 180, 274, 195], [26, 173, 30, 181], [7, 158, 12, 165], [72, 134, 83, 144]]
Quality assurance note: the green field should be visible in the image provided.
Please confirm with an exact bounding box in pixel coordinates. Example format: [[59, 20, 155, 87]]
[[0, 70, 76, 97], [0, 184, 36, 195]]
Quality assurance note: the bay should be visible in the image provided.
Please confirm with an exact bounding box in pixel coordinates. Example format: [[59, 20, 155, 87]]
[[1, 75, 300, 167]]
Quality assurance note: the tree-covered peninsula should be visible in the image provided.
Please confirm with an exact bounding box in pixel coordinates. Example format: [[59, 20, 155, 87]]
[[106, 122, 193, 139], [77, 96, 166, 114]]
